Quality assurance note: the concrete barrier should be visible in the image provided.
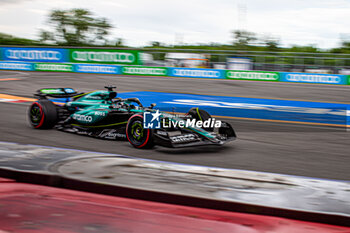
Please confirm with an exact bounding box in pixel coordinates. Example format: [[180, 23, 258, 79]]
[[0, 141, 349, 226]]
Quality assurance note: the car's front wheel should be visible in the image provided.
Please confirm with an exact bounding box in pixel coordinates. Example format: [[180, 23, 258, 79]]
[[126, 115, 154, 149]]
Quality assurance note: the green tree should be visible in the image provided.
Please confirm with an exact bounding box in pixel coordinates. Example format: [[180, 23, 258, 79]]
[[232, 30, 257, 48], [261, 35, 280, 51], [149, 41, 167, 47], [341, 40, 350, 49], [38, 30, 54, 43], [265, 40, 279, 50], [0, 32, 38, 45], [40, 8, 112, 45], [115, 38, 123, 47]]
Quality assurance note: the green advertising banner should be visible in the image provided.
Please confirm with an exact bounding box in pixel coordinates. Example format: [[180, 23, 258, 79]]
[[122, 66, 168, 76], [34, 63, 73, 72], [69, 49, 140, 65], [226, 70, 280, 81]]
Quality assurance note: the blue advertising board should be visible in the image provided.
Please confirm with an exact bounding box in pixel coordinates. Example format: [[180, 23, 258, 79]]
[[169, 68, 225, 79], [280, 72, 347, 85], [0, 61, 33, 71], [74, 64, 120, 74], [1, 47, 68, 63]]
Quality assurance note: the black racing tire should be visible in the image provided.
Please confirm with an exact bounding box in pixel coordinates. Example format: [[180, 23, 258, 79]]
[[126, 114, 154, 149], [187, 107, 214, 131], [28, 100, 58, 129]]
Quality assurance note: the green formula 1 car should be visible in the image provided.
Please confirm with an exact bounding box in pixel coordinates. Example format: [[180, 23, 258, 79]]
[[28, 86, 236, 149]]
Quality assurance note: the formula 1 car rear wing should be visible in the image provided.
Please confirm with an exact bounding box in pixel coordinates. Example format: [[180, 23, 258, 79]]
[[34, 88, 82, 99]]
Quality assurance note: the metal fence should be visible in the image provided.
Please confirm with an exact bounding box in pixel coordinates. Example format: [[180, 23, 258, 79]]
[[138, 48, 350, 74], [1, 45, 350, 74]]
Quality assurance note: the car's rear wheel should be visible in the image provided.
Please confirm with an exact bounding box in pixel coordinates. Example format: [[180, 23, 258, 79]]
[[126, 115, 154, 149], [29, 100, 58, 129]]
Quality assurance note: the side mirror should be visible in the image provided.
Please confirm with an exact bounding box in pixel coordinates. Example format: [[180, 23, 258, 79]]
[[150, 103, 156, 109]]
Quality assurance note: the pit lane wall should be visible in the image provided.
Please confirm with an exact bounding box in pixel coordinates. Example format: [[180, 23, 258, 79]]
[[0, 46, 349, 85]]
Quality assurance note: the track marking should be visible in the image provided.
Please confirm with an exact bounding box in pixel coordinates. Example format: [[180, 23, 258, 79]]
[[0, 78, 19, 81], [0, 94, 35, 103]]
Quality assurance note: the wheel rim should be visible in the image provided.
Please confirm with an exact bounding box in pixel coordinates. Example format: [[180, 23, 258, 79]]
[[131, 122, 143, 140], [30, 104, 43, 126], [130, 120, 145, 143]]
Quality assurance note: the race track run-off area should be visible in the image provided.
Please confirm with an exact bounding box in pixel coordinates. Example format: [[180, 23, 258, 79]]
[[0, 70, 349, 180]]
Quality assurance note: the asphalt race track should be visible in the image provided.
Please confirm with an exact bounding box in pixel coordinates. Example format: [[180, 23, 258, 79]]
[[0, 71, 349, 180]]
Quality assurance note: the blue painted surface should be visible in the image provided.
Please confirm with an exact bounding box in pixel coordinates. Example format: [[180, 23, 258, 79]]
[[168, 67, 225, 79], [74, 64, 120, 74], [117, 91, 349, 126], [0, 61, 33, 71], [280, 72, 347, 85], [49, 91, 349, 126], [1, 47, 68, 63]]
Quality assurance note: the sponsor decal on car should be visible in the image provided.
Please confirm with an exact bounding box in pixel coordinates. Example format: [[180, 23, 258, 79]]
[[170, 134, 197, 143], [156, 130, 168, 136], [94, 111, 106, 116], [86, 96, 103, 100], [64, 88, 75, 93], [40, 88, 65, 94], [99, 129, 126, 139], [72, 113, 93, 122], [76, 130, 92, 136]]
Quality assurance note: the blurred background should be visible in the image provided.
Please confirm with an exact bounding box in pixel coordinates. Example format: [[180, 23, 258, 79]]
[[0, 1, 349, 231], [1, 0, 350, 74]]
